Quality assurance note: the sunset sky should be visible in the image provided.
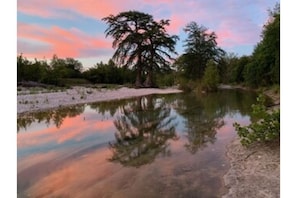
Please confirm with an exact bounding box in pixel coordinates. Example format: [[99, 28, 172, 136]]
[[17, 0, 279, 68]]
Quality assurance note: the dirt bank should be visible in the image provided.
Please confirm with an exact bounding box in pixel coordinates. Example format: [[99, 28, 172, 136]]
[[222, 89, 280, 198]]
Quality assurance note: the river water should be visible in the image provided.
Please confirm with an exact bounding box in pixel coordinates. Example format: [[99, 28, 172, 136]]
[[17, 89, 257, 198]]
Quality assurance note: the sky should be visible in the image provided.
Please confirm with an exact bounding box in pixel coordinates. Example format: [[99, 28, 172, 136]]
[[17, 0, 280, 69]]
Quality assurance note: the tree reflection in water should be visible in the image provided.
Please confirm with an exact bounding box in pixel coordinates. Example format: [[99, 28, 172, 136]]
[[175, 93, 226, 154], [17, 105, 85, 131], [109, 95, 178, 167]]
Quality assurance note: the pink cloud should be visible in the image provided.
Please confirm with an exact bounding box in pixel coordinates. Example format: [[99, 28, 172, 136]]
[[167, 14, 186, 34], [18, 0, 56, 18], [17, 22, 112, 59], [215, 18, 261, 48], [18, 0, 124, 19]]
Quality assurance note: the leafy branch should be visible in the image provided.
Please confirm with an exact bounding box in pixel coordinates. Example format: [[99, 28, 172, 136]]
[[233, 94, 280, 146]]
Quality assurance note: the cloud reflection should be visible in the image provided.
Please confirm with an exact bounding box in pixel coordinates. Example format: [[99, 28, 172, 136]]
[[18, 115, 115, 149]]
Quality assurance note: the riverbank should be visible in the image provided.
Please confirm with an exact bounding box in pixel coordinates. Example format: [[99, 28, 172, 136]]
[[222, 88, 280, 198], [17, 84, 280, 197], [17, 86, 182, 114]]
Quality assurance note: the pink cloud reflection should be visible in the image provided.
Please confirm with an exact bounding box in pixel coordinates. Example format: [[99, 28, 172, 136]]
[[17, 115, 115, 149]]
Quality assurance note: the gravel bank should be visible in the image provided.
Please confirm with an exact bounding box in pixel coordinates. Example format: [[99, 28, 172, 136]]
[[17, 86, 182, 114]]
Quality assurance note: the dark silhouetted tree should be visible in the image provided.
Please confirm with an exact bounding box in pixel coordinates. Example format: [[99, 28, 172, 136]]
[[176, 22, 225, 79], [102, 11, 178, 87]]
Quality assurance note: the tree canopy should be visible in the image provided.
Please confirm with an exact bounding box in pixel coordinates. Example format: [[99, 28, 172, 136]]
[[102, 10, 178, 87], [175, 22, 225, 79], [244, 4, 280, 87]]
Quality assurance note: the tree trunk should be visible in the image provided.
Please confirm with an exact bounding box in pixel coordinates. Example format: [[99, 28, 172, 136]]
[[135, 65, 143, 88], [144, 68, 153, 88], [144, 52, 154, 88]]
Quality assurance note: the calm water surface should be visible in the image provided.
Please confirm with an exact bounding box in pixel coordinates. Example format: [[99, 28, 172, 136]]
[[17, 90, 257, 198]]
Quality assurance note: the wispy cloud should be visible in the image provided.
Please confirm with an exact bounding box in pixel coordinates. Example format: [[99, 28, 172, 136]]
[[17, 22, 112, 59]]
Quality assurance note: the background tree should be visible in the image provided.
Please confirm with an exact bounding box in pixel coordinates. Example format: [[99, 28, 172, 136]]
[[64, 58, 83, 78], [83, 59, 135, 84], [217, 52, 238, 83], [177, 22, 225, 79], [17, 54, 48, 83], [230, 55, 251, 84], [243, 3, 280, 87], [202, 60, 220, 91]]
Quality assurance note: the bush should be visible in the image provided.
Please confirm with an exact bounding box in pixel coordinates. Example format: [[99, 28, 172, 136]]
[[156, 73, 175, 87], [177, 78, 199, 92], [233, 94, 280, 146], [202, 60, 220, 92]]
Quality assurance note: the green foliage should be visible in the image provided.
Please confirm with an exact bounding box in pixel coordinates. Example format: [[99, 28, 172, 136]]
[[82, 60, 135, 84], [215, 3, 280, 88], [233, 94, 280, 146], [17, 55, 48, 83], [61, 78, 90, 86], [230, 56, 251, 84], [202, 60, 220, 92], [175, 22, 225, 80], [155, 73, 176, 87], [177, 78, 198, 92], [17, 54, 84, 86], [243, 4, 280, 87]]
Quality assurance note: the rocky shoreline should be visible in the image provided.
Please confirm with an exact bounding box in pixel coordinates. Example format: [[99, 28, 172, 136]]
[[222, 89, 280, 198]]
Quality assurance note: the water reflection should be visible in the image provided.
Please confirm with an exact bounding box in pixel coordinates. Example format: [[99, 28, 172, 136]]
[[17, 105, 85, 131], [17, 90, 258, 197], [109, 95, 178, 167], [175, 93, 226, 154]]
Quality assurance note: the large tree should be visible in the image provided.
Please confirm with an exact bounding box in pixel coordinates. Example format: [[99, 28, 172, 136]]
[[102, 11, 178, 87], [142, 20, 178, 87], [176, 22, 225, 79], [244, 3, 280, 87]]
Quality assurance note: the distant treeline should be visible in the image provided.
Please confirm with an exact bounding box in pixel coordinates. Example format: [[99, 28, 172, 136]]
[[17, 4, 279, 89], [17, 54, 136, 86]]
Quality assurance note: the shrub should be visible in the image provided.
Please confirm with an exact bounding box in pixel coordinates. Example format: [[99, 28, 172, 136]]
[[177, 79, 197, 92], [156, 73, 175, 87], [202, 60, 220, 92], [233, 94, 280, 146]]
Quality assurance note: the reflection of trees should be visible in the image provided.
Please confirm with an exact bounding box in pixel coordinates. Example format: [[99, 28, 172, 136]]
[[174, 90, 258, 154], [176, 93, 225, 154], [89, 99, 131, 117], [184, 113, 224, 154], [17, 105, 85, 131], [109, 95, 178, 167]]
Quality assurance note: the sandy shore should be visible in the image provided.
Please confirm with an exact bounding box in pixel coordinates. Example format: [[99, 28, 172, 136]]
[[222, 89, 280, 198], [17, 86, 182, 114]]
